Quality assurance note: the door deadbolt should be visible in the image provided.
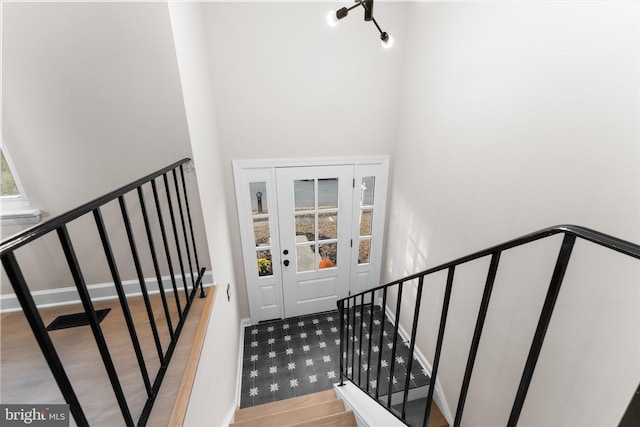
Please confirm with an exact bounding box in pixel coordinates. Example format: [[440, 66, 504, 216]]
[[283, 249, 289, 255]]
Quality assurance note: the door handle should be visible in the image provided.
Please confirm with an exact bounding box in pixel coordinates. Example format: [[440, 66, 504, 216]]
[[283, 260, 290, 267]]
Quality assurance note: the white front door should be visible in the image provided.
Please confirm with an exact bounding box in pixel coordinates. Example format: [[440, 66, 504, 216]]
[[233, 157, 389, 324], [275, 165, 354, 317]]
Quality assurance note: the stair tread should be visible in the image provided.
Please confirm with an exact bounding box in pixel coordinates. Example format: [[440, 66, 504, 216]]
[[287, 411, 357, 427], [234, 389, 337, 422], [230, 399, 345, 427]]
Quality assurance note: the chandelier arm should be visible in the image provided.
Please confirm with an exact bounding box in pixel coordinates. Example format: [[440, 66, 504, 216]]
[[348, 2, 364, 13], [370, 16, 384, 35]]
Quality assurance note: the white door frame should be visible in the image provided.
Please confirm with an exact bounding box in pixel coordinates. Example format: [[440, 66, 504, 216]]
[[233, 156, 389, 324]]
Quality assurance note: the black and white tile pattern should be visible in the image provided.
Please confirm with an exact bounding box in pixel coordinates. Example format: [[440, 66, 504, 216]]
[[240, 310, 341, 407], [240, 305, 430, 408]]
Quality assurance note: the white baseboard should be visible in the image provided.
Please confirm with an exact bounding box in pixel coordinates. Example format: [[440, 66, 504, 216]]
[[383, 303, 454, 425], [225, 317, 251, 426], [0, 271, 214, 313], [235, 318, 251, 403]]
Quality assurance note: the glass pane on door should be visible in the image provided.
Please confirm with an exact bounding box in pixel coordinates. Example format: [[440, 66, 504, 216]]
[[359, 210, 372, 236], [358, 239, 371, 264], [318, 212, 337, 240], [361, 176, 375, 206], [250, 182, 268, 214], [295, 214, 315, 241], [294, 180, 315, 211], [319, 242, 337, 268], [257, 249, 273, 276], [253, 218, 270, 247], [318, 178, 339, 209], [297, 245, 316, 272]]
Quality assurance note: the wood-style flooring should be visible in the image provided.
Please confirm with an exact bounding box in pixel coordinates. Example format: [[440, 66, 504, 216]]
[[0, 288, 212, 426]]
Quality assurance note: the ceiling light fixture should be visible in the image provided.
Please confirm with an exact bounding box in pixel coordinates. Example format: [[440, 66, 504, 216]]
[[327, 0, 393, 48]]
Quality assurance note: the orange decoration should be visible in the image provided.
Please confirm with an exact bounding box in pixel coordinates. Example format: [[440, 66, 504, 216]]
[[319, 259, 334, 269]]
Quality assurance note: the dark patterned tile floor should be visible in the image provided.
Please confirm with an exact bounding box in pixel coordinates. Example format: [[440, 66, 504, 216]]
[[240, 304, 430, 408]]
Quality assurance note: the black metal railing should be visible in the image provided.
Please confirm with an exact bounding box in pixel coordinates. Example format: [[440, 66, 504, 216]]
[[0, 158, 207, 426], [338, 225, 640, 427]]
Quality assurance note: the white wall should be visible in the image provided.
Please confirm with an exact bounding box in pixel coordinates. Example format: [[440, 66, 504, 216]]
[[199, 1, 407, 318], [385, 2, 640, 426], [1, 2, 210, 294], [4, 1, 639, 424], [168, 3, 243, 425]]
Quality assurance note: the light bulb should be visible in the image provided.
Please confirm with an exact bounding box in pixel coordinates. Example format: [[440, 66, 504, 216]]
[[327, 11, 339, 27], [381, 33, 394, 49]]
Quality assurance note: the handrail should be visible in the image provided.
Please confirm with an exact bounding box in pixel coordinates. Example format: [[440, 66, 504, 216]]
[[1, 157, 207, 426], [337, 224, 640, 427], [346, 224, 640, 301], [0, 158, 191, 255]]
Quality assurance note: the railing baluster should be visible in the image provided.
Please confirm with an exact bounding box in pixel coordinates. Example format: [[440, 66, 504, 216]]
[[94, 207, 153, 397], [507, 234, 576, 427], [163, 173, 189, 302], [620, 383, 640, 427], [179, 165, 199, 272], [423, 266, 455, 427], [179, 165, 206, 297], [387, 281, 404, 408], [366, 290, 375, 394], [358, 293, 365, 387], [339, 299, 345, 386], [57, 225, 134, 427], [402, 275, 425, 418], [119, 196, 165, 364], [1, 252, 89, 426], [375, 287, 388, 401], [137, 186, 175, 340], [343, 297, 350, 381], [351, 296, 357, 381], [172, 169, 196, 293], [151, 179, 183, 321], [454, 252, 501, 427]]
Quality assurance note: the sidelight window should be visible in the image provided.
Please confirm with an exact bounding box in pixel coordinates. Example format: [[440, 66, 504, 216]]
[[250, 181, 273, 276], [0, 144, 40, 225], [358, 177, 375, 264]]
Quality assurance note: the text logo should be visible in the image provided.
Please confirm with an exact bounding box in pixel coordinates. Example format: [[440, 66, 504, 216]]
[[0, 405, 68, 426]]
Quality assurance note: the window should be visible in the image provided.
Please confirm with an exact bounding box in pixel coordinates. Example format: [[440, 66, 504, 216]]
[[250, 181, 273, 277], [0, 144, 40, 225], [357, 176, 375, 264], [1, 151, 20, 197]]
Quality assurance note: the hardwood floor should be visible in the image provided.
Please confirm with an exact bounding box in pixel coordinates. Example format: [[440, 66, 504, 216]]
[[1, 287, 213, 426]]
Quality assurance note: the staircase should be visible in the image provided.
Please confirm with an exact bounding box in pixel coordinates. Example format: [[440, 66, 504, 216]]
[[231, 390, 357, 427], [335, 225, 640, 427], [230, 225, 639, 427]]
